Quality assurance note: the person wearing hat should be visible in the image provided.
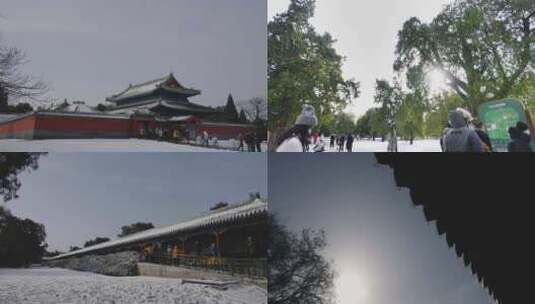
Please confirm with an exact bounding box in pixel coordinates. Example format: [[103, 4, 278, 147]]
[[443, 108, 484, 152], [507, 121, 533, 152], [276, 104, 318, 152]]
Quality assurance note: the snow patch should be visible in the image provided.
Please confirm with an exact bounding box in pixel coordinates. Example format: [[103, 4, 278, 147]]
[[0, 267, 267, 304], [322, 139, 441, 152], [0, 139, 233, 152]]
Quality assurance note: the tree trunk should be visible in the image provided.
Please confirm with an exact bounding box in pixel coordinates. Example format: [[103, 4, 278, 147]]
[[268, 96, 291, 151], [388, 127, 398, 152]]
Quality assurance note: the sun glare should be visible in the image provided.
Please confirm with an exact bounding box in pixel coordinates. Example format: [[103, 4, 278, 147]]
[[427, 68, 449, 94], [336, 271, 369, 304]]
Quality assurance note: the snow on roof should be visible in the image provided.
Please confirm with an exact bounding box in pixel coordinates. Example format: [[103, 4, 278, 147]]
[[107, 74, 201, 102], [116, 78, 165, 100], [36, 111, 131, 120], [47, 198, 268, 260], [167, 115, 196, 122], [160, 101, 214, 112], [62, 103, 97, 113], [107, 99, 215, 114]]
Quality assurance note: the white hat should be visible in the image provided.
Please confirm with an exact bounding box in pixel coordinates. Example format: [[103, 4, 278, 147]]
[[295, 104, 318, 127]]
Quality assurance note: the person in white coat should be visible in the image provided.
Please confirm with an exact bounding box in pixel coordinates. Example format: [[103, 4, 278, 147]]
[[276, 104, 318, 152]]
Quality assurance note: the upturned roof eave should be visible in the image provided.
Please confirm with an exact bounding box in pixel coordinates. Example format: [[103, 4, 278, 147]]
[[106, 74, 201, 102]]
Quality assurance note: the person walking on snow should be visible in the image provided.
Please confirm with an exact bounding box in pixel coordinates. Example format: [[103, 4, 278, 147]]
[[346, 134, 354, 152], [276, 104, 318, 152], [338, 135, 345, 152], [202, 130, 209, 146], [330, 135, 336, 149], [443, 108, 484, 152], [237, 133, 244, 151]]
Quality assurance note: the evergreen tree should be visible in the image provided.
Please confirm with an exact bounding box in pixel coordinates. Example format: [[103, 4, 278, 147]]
[[239, 109, 248, 123], [0, 85, 8, 113], [8, 103, 33, 114], [224, 94, 239, 122], [0, 206, 47, 267], [355, 109, 374, 138], [118, 222, 154, 238], [84, 237, 110, 248], [0, 153, 42, 202], [95, 103, 108, 112]]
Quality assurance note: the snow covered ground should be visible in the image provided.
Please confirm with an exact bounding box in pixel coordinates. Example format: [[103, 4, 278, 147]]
[[321, 139, 442, 152], [0, 267, 267, 304], [0, 139, 233, 152]]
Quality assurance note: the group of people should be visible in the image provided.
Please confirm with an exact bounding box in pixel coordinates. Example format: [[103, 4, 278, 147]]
[[274, 105, 351, 152], [275, 104, 533, 153], [237, 131, 263, 152], [441, 108, 532, 152], [329, 134, 357, 152]]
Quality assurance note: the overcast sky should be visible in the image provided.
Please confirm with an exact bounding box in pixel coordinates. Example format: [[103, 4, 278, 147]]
[[269, 154, 493, 304], [268, 0, 452, 118], [4, 153, 267, 252], [1, 0, 266, 107]]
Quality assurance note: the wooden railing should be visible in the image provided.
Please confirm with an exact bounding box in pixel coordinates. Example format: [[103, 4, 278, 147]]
[[141, 254, 267, 278]]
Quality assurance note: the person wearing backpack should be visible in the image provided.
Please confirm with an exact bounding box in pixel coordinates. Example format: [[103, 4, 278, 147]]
[[443, 109, 484, 152]]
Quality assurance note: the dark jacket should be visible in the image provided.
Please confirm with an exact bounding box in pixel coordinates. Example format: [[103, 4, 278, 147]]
[[475, 129, 493, 152], [443, 111, 483, 152], [508, 133, 533, 152], [346, 135, 354, 148]]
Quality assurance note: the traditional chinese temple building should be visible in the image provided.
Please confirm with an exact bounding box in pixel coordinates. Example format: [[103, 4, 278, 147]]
[[105, 73, 218, 119], [47, 198, 268, 278], [0, 73, 257, 140]]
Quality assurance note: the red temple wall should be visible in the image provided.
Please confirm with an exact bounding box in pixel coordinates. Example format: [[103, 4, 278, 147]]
[[33, 115, 131, 138], [0, 113, 256, 140], [0, 115, 36, 139]]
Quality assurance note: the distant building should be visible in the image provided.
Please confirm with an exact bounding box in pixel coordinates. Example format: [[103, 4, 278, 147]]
[[0, 73, 258, 141]]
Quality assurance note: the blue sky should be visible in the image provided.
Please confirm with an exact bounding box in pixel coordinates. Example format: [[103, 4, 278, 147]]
[[5, 153, 267, 252], [269, 153, 493, 304], [0, 0, 266, 107]]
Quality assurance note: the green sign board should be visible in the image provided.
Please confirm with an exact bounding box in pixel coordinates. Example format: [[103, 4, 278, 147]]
[[478, 99, 534, 152]]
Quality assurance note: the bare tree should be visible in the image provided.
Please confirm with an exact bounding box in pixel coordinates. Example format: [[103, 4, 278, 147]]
[[239, 97, 267, 122], [268, 215, 336, 304], [0, 43, 48, 103]]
